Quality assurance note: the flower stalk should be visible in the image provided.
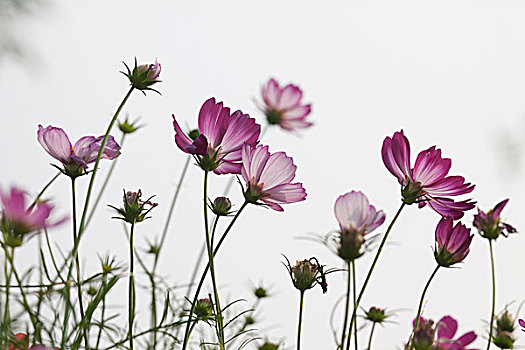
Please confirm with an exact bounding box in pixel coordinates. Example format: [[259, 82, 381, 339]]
[[297, 291, 305, 350], [487, 239, 496, 350]]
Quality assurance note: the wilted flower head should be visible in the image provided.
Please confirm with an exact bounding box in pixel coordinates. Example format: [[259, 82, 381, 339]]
[[434, 217, 473, 267], [473, 199, 516, 240], [412, 317, 436, 350], [109, 189, 157, 224], [38, 125, 120, 178], [382, 130, 475, 219], [334, 191, 386, 261], [1, 187, 65, 247], [210, 197, 232, 216], [257, 78, 312, 132], [173, 97, 261, 174], [241, 144, 306, 211], [283, 256, 328, 293], [435, 316, 477, 350], [122, 57, 161, 93]]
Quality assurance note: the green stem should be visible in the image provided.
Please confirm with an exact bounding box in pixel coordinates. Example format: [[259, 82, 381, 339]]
[[30, 171, 61, 208], [85, 134, 127, 228], [71, 179, 89, 349], [346, 202, 405, 350], [367, 323, 376, 350], [203, 171, 225, 349], [352, 260, 358, 350], [95, 274, 107, 349], [486, 240, 496, 350], [340, 261, 352, 348], [128, 221, 136, 350], [181, 201, 248, 350], [3, 243, 11, 329], [413, 265, 440, 332], [297, 291, 305, 350]]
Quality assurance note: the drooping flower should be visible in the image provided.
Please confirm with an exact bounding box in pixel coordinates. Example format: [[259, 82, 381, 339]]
[[382, 130, 475, 219], [0, 186, 65, 246], [435, 316, 477, 350], [473, 199, 516, 240], [257, 78, 312, 132], [333, 191, 386, 260], [434, 217, 473, 267], [121, 57, 161, 93], [37, 125, 120, 178], [241, 144, 306, 211], [172, 97, 261, 174]]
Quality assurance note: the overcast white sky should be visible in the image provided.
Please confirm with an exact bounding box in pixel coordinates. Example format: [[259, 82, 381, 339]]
[[2, 0, 525, 348]]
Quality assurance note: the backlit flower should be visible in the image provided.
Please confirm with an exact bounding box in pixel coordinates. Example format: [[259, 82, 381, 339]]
[[382, 130, 475, 219], [333, 191, 385, 260], [122, 57, 161, 93], [473, 199, 516, 240], [38, 125, 120, 178], [172, 97, 261, 174], [1, 186, 65, 246], [434, 217, 473, 267], [435, 316, 477, 350], [258, 78, 312, 132], [241, 144, 306, 211]]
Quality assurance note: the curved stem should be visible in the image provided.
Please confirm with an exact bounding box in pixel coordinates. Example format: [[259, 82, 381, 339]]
[[352, 260, 358, 350], [31, 171, 61, 208], [297, 291, 305, 350], [486, 240, 496, 350], [340, 261, 351, 348], [71, 179, 89, 349], [346, 202, 405, 350], [181, 201, 248, 350], [128, 221, 136, 350], [413, 265, 440, 332], [367, 323, 376, 350]]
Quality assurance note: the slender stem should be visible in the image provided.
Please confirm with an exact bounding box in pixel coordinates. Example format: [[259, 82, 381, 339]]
[[128, 221, 136, 350], [30, 171, 61, 208], [71, 179, 89, 349], [95, 273, 107, 349], [346, 202, 405, 350], [86, 134, 127, 228], [486, 240, 496, 350], [352, 260, 358, 350], [340, 261, 352, 348], [297, 291, 305, 350], [367, 323, 376, 350], [203, 171, 225, 349], [413, 265, 440, 332], [181, 201, 249, 350], [3, 243, 11, 328]]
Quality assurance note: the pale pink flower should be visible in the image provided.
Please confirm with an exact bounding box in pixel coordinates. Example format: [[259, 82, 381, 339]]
[[37, 125, 120, 177], [173, 97, 261, 174], [241, 144, 306, 211], [434, 217, 473, 267], [334, 191, 385, 234], [258, 78, 312, 132], [382, 130, 475, 219], [436, 316, 477, 350]]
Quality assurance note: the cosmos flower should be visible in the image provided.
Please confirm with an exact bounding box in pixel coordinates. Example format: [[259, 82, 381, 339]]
[[381, 130, 475, 219], [258, 78, 312, 131], [434, 217, 473, 267], [241, 144, 306, 211], [435, 316, 477, 350], [37, 125, 120, 178], [473, 199, 516, 240], [172, 97, 261, 174]]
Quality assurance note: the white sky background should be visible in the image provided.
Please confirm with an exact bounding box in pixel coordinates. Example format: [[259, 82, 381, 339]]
[[1, 0, 525, 348]]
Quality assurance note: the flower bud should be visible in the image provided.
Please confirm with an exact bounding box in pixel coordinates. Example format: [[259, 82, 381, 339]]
[[118, 116, 143, 135], [492, 331, 515, 349], [194, 298, 213, 318], [337, 229, 365, 261], [109, 189, 157, 224], [122, 58, 161, 93], [364, 307, 387, 324], [87, 286, 98, 297], [188, 129, 200, 141], [211, 197, 232, 216], [253, 286, 269, 299], [244, 315, 256, 325], [497, 310, 516, 333], [412, 318, 435, 350], [258, 341, 280, 350], [283, 257, 328, 293]]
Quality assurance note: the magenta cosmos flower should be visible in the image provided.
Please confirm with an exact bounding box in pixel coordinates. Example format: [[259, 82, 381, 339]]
[[473, 199, 516, 240], [382, 130, 475, 219], [257, 78, 312, 132], [519, 318, 525, 331], [173, 97, 261, 174], [435, 316, 477, 350], [0, 186, 65, 246], [241, 144, 306, 211], [38, 125, 120, 178], [434, 217, 473, 267], [333, 191, 386, 260]]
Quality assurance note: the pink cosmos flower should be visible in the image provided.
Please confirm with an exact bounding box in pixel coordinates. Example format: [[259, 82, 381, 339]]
[[436, 316, 477, 350], [473, 199, 516, 240], [172, 97, 261, 174], [258, 78, 312, 132], [0, 186, 65, 243], [382, 130, 475, 219], [518, 318, 525, 331], [434, 217, 473, 267], [241, 143, 306, 211], [38, 125, 120, 177]]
